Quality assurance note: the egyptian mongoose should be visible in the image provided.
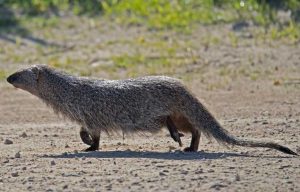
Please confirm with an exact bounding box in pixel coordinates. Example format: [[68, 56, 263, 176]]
[[7, 65, 298, 155]]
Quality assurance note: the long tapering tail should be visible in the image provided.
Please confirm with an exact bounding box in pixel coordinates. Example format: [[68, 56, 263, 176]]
[[219, 133, 298, 155], [183, 95, 298, 156]]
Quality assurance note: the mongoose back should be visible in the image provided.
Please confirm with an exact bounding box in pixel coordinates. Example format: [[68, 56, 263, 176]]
[[7, 65, 298, 155]]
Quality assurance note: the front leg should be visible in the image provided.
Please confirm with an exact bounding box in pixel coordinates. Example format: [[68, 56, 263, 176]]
[[84, 133, 100, 151], [80, 127, 93, 146]]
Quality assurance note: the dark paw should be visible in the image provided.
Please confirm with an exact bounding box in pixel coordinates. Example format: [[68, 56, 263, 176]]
[[183, 147, 197, 152], [84, 145, 99, 152]]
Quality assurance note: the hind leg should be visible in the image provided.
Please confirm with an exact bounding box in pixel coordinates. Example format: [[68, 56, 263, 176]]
[[166, 116, 184, 147], [184, 130, 201, 152], [170, 113, 201, 151]]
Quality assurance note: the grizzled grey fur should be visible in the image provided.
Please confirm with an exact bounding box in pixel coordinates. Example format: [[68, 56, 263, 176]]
[[7, 65, 298, 155]]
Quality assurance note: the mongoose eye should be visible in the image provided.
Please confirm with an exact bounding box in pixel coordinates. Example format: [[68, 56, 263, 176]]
[[31, 67, 40, 81], [31, 67, 39, 74]]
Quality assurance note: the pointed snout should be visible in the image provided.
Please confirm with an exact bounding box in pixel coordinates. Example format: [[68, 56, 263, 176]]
[[7, 73, 18, 84]]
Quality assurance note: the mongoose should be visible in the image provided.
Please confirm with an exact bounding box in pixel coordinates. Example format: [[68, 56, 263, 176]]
[[7, 65, 298, 155]]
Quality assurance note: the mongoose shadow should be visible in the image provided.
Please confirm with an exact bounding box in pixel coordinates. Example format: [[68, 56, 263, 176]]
[[42, 151, 244, 160], [42, 151, 296, 160]]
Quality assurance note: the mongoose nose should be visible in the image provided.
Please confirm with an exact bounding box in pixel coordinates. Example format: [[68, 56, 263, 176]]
[[7, 74, 17, 84]]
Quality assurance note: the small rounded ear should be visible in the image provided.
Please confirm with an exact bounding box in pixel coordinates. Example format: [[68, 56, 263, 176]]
[[31, 66, 40, 81]]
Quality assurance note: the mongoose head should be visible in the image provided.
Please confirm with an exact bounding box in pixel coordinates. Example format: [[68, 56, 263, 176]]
[[7, 65, 45, 96]]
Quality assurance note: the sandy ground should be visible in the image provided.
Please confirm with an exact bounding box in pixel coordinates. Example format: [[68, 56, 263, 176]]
[[0, 17, 300, 191]]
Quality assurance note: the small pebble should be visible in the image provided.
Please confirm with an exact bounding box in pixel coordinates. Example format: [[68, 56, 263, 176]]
[[50, 160, 56, 166], [27, 177, 34, 182], [11, 172, 19, 177], [15, 152, 21, 158], [195, 169, 203, 174], [65, 144, 70, 148], [3, 159, 9, 163], [20, 132, 28, 138], [235, 173, 241, 181], [279, 165, 291, 169], [4, 139, 13, 145], [210, 182, 227, 189]]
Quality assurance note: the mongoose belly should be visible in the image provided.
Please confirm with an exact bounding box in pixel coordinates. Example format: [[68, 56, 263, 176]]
[[169, 112, 193, 133]]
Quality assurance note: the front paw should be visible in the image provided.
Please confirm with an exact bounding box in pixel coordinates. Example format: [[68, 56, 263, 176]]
[[183, 147, 197, 152], [84, 145, 99, 152]]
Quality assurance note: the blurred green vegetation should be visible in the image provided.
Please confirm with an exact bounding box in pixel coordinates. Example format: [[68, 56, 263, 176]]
[[2, 0, 103, 15], [1, 0, 299, 42], [2, 0, 300, 29], [1, 0, 300, 84]]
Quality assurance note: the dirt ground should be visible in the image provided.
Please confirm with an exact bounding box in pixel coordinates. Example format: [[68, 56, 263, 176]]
[[0, 17, 300, 191]]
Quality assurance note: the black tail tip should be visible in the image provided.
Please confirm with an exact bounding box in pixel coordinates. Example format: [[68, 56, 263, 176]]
[[278, 146, 298, 156]]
